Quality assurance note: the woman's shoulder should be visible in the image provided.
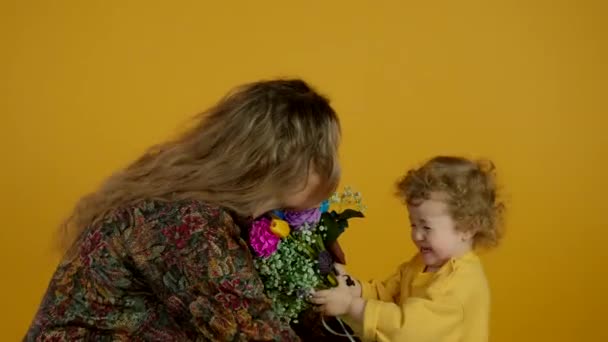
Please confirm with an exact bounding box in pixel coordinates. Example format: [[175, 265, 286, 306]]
[[113, 199, 229, 226], [103, 199, 241, 243], [130, 199, 223, 219]]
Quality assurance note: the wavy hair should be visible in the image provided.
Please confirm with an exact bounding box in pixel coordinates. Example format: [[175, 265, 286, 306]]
[[60, 79, 341, 250], [397, 156, 505, 248]]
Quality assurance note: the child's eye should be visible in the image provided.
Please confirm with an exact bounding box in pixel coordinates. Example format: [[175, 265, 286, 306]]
[[423, 226, 432, 230]]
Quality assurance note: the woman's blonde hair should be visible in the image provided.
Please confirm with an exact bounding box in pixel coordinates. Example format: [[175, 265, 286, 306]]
[[397, 156, 505, 248], [61, 79, 341, 249]]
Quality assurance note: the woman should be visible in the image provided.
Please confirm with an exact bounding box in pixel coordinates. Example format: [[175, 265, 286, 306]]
[[26, 79, 341, 341]]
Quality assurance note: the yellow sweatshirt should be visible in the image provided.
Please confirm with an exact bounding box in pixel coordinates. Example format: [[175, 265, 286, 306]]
[[355, 252, 490, 342]]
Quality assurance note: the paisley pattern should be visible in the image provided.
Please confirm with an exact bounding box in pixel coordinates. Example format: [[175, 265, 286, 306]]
[[25, 200, 299, 341]]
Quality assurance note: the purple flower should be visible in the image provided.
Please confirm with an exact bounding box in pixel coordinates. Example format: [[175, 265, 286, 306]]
[[249, 217, 280, 258], [317, 250, 334, 275], [284, 208, 321, 230]]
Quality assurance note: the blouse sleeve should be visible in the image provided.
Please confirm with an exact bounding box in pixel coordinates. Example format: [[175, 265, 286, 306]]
[[127, 201, 300, 341]]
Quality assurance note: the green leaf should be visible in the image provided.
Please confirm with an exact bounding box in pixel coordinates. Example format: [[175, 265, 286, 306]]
[[327, 273, 338, 287], [323, 216, 342, 243], [337, 219, 349, 231], [338, 209, 365, 220], [322, 210, 365, 244]]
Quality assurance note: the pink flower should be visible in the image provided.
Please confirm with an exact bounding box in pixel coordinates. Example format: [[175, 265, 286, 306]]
[[249, 217, 280, 258]]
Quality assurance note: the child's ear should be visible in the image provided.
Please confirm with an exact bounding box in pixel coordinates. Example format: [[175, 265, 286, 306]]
[[460, 229, 475, 242]]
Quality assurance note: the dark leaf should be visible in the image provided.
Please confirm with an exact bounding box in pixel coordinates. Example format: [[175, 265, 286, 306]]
[[322, 213, 342, 243], [338, 209, 365, 220]]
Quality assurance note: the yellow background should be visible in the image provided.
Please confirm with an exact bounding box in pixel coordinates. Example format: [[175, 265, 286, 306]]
[[2, 0, 606, 340]]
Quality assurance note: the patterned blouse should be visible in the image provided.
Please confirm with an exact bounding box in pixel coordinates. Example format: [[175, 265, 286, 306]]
[[25, 200, 300, 341]]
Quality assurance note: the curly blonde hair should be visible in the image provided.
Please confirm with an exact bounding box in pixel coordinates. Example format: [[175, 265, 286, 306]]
[[60, 79, 341, 250], [397, 156, 505, 248]]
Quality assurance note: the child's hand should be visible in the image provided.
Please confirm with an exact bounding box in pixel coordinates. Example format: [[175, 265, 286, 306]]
[[311, 274, 354, 316], [333, 263, 362, 298]]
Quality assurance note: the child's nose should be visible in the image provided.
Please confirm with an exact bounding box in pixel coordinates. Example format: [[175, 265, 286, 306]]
[[412, 229, 424, 242]]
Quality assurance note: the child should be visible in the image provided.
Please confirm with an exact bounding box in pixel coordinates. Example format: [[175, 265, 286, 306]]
[[312, 156, 504, 342]]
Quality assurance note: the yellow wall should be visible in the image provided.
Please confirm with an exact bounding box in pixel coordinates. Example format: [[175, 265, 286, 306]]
[[2, 0, 606, 340]]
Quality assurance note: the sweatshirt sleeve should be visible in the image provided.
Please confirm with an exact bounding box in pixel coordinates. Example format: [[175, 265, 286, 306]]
[[362, 294, 462, 341], [360, 263, 405, 302]]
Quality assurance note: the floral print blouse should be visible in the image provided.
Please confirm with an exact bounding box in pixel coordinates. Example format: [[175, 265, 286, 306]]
[[25, 200, 300, 341]]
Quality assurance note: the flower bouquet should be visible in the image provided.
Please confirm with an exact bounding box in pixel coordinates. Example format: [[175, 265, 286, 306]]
[[249, 187, 365, 323]]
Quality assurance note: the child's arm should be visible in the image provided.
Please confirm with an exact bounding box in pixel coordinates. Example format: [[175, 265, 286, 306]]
[[313, 285, 463, 342], [335, 262, 406, 302], [361, 269, 402, 302], [356, 295, 462, 341]]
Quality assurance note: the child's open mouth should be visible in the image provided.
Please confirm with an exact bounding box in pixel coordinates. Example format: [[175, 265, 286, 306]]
[[420, 247, 433, 254]]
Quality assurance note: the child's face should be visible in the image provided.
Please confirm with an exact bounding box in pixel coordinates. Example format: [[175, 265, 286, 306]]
[[407, 193, 473, 270]]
